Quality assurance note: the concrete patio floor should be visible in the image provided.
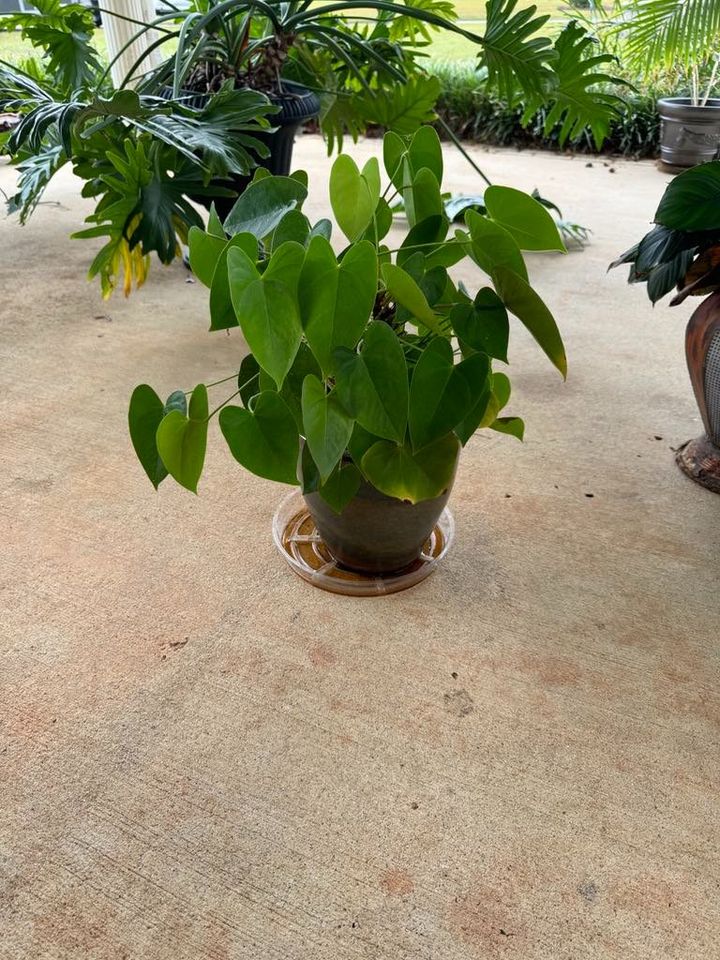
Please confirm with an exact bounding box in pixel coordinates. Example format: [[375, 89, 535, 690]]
[[1, 138, 718, 959]]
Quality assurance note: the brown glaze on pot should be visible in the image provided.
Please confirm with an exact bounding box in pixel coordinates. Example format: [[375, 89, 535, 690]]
[[304, 477, 454, 575]]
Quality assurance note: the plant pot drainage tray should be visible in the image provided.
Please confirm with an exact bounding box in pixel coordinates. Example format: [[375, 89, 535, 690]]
[[272, 490, 454, 596]]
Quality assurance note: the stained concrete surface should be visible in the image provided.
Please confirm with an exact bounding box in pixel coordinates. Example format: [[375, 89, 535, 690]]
[[0, 138, 718, 960]]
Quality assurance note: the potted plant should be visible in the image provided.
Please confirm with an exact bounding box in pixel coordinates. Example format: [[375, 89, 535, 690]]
[[605, 0, 720, 167], [611, 160, 720, 492], [2, 0, 625, 295], [128, 125, 567, 580]]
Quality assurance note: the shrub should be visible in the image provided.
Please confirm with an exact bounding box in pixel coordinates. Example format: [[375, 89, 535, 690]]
[[431, 60, 663, 158]]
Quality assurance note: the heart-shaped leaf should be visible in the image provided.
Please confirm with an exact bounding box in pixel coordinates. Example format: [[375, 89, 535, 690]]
[[451, 287, 509, 362], [409, 125, 443, 185], [493, 265, 567, 378], [223, 175, 307, 239], [219, 392, 299, 485], [156, 383, 208, 493], [318, 461, 363, 514], [271, 209, 311, 250], [188, 227, 227, 288], [301, 375, 354, 482], [129, 384, 168, 489], [398, 214, 449, 269], [381, 263, 445, 335], [361, 433, 460, 505], [258, 342, 321, 430], [228, 242, 304, 388], [485, 186, 565, 252], [298, 236, 377, 376], [409, 338, 471, 451], [333, 321, 408, 443], [490, 416, 525, 440], [330, 153, 379, 242], [208, 233, 259, 331], [453, 353, 493, 446], [464, 209, 528, 281]]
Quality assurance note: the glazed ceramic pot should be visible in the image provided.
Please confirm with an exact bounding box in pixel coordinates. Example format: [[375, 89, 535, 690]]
[[304, 475, 455, 575], [676, 290, 720, 492]]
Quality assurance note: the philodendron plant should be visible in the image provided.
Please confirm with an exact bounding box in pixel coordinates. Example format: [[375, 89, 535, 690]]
[[129, 125, 567, 510]]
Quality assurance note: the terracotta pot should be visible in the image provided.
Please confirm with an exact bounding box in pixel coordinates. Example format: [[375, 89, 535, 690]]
[[675, 290, 720, 492], [304, 475, 455, 575]]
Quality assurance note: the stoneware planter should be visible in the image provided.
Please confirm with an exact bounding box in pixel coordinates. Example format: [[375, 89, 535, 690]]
[[676, 289, 720, 492], [162, 80, 320, 218], [657, 97, 720, 168], [304, 475, 455, 575]]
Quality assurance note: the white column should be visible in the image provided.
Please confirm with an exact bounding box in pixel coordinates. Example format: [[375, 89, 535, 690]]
[[101, 0, 163, 89]]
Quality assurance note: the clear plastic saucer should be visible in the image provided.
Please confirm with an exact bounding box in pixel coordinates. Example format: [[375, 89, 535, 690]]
[[272, 490, 454, 596]]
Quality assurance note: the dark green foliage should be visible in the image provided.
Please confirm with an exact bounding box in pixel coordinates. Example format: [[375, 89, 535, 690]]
[[432, 60, 661, 158]]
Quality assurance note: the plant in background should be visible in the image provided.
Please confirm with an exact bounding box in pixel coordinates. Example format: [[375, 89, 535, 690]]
[[1, 0, 626, 297], [578, 0, 720, 166], [611, 161, 720, 304], [611, 161, 720, 493], [129, 125, 566, 518]]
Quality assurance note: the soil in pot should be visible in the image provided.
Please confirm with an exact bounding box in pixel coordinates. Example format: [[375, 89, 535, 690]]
[[304, 477, 454, 576], [658, 97, 720, 168]]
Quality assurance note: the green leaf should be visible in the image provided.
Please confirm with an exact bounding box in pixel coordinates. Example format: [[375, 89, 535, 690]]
[[333, 321, 409, 443], [219, 392, 299, 485], [484, 186, 565, 252], [238, 354, 261, 407], [155, 383, 208, 494], [381, 263, 445, 335], [128, 384, 168, 489], [258, 342, 322, 430], [208, 233, 259, 331], [464, 209, 528, 280], [348, 423, 381, 467], [223, 176, 307, 239], [655, 161, 720, 233], [451, 288, 510, 363], [188, 227, 227, 288], [228, 242, 304, 388], [383, 130, 407, 191], [358, 75, 440, 137], [490, 416, 525, 440], [361, 433, 460, 505], [301, 375, 354, 483], [298, 236, 377, 376], [329, 153, 379, 242], [318, 462, 363, 514], [525, 21, 627, 149], [409, 125, 443, 185], [408, 168, 443, 229], [493, 266, 567, 378], [480, 0, 553, 101], [207, 203, 225, 239], [272, 209, 311, 250], [453, 353, 493, 446], [398, 215, 449, 269], [409, 338, 471, 451]]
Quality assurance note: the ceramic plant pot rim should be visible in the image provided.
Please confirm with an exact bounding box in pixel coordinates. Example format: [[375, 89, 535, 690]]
[[657, 97, 720, 117], [158, 79, 320, 125]]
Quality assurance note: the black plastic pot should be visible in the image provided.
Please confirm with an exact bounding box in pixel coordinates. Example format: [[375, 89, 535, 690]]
[[304, 476, 455, 575], [657, 97, 720, 168], [161, 80, 320, 219]]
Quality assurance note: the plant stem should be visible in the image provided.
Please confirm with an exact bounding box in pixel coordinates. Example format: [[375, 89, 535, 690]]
[[702, 56, 720, 108], [208, 388, 241, 420]]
